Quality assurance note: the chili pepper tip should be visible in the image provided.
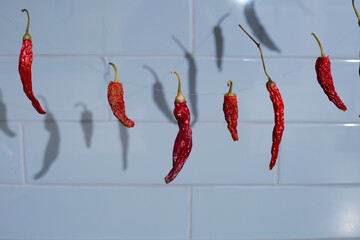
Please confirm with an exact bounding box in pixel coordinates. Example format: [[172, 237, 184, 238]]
[[171, 71, 186, 103]]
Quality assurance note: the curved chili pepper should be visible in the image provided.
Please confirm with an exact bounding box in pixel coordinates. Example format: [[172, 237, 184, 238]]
[[164, 71, 193, 184], [107, 63, 134, 128], [266, 80, 284, 170], [238, 24, 284, 170], [18, 9, 46, 114], [223, 80, 238, 141], [311, 33, 347, 111]]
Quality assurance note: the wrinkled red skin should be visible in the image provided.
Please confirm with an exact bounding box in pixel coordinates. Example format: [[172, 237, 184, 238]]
[[223, 95, 239, 141], [107, 82, 134, 128], [165, 101, 192, 184], [315, 57, 347, 111], [267, 86, 284, 170], [18, 39, 46, 114]]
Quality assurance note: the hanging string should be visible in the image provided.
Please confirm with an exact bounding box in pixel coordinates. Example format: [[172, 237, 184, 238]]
[[0, 8, 358, 105]]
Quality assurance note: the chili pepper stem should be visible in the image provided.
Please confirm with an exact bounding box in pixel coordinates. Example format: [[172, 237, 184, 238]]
[[311, 33, 326, 58], [21, 9, 32, 41], [109, 63, 119, 83], [225, 80, 236, 97], [171, 71, 186, 103], [238, 24, 271, 82], [352, 0, 360, 26]]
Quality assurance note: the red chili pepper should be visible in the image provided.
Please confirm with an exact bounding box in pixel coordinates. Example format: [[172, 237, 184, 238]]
[[266, 80, 284, 170], [238, 24, 285, 170], [223, 80, 238, 141], [18, 9, 46, 114], [107, 63, 134, 128], [311, 33, 347, 111], [165, 71, 192, 184]]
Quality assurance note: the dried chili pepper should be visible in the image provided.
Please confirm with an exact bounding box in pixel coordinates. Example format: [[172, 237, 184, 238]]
[[238, 24, 284, 170], [223, 80, 238, 141], [165, 71, 193, 184], [18, 9, 46, 114], [311, 33, 347, 111], [107, 63, 134, 128], [266, 80, 284, 170]]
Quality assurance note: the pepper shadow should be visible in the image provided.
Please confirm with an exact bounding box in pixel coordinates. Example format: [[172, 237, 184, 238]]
[[75, 102, 93, 148], [213, 12, 230, 71], [118, 123, 129, 170], [173, 36, 198, 127], [33, 96, 60, 180], [244, 0, 281, 53], [0, 89, 16, 137], [143, 65, 176, 124]]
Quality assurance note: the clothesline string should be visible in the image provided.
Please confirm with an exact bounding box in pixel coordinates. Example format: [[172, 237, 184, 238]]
[[0, 11, 358, 107]]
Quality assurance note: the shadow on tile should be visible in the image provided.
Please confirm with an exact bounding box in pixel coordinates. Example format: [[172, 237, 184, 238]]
[[75, 102, 93, 148], [143, 65, 176, 124], [244, 0, 281, 53], [34, 96, 60, 180], [173, 36, 198, 127], [213, 12, 230, 72], [0, 89, 16, 137], [118, 123, 129, 170]]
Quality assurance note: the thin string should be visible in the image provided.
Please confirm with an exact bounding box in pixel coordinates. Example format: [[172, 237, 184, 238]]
[[0, 10, 358, 103]]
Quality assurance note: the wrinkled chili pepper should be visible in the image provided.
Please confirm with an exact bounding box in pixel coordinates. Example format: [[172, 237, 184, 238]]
[[107, 63, 134, 128], [238, 24, 284, 170], [223, 80, 238, 141], [18, 9, 46, 114], [311, 33, 347, 111], [164, 71, 193, 184], [266, 80, 284, 170]]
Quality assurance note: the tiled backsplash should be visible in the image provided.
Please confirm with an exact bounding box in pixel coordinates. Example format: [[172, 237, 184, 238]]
[[1, 0, 360, 239]]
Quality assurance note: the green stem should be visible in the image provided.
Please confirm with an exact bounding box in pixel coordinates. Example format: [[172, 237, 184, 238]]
[[311, 33, 326, 58], [353, 0, 360, 26], [171, 71, 185, 103], [109, 63, 119, 83], [225, 80, 236, 97], [21, 9, 30, 33]]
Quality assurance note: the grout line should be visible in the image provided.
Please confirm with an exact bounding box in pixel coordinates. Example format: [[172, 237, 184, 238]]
[[187, 186, 193, 240], [1, 183, 360, 188], [0, 238, 357, 240], [0, 55, 359, 61], [7, 120, 360, 126], [19, 123, 26, 184]]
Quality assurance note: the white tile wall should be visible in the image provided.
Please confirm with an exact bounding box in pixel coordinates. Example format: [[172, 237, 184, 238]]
[[0, 0, 360, 239]]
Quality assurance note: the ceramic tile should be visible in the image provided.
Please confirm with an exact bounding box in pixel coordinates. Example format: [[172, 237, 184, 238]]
[[0, 0, 190, 56], [194, 0, 360, 58], [0, 123, 22, 183], [192, 186, 360, 239], [24, 121, 275, 184], [0, 58, 108, 121], [279, 124, 360, 184], [0, 186, 188, 239]]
